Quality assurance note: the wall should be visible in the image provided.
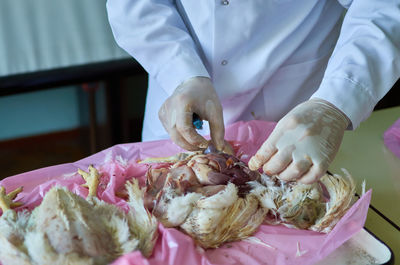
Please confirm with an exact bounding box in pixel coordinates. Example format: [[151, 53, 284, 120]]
[[0, 77, 146, 143], [0, 86, 82, 141]]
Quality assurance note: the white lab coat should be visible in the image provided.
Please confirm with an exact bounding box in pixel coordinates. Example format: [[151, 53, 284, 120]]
[[107, 0, 400, 141]]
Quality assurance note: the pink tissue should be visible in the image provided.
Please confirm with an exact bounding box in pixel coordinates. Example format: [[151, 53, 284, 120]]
[[384, 118, 400, 159], [0, 120, 371, 265]]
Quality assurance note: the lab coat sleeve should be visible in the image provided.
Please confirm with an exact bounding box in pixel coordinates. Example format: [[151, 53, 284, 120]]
[[106, 0, 210, 95], [311, 0, 400, 129]]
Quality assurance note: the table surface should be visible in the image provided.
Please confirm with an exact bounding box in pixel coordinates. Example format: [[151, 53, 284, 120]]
[[329, 106, 400, 264]]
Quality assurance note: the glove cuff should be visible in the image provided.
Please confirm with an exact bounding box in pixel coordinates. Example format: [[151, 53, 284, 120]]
[[309, 98, 351, 129], [174, 76, 212, 94]]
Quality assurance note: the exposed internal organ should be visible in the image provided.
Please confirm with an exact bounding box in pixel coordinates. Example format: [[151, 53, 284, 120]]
[[141, 151, 356, 247], [143, 152, 267, 248]]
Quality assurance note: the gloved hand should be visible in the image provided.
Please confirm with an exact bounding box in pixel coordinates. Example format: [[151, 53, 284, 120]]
[[248, 98, 350, 184], [158, 77, 226, 151]]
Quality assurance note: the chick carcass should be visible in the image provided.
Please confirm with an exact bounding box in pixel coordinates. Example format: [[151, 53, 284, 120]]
[[142, 152, 268, 249], [0, 166, 157, 265], [249, 170, 356, 233], [141, 151, 356, 248]]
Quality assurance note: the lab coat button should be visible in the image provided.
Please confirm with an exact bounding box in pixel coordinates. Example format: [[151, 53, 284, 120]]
[[221, 0, 229, 5], [221, 60, 228, 65]]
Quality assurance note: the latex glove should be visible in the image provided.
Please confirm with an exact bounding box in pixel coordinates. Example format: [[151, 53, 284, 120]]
[[248, 98, 350, 184], [159, 77, 226, 151]]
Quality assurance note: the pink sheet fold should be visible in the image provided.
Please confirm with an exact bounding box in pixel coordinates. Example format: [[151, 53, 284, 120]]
[[384, 118, 400, 159], [0, 120, 371, 265]]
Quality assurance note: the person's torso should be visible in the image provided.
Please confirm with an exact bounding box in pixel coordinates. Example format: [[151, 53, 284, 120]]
[[143, 0, 345, 141]]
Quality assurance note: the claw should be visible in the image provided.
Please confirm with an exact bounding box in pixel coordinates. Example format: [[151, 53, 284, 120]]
[[78, 165, 100, 198], [7, 187, 23, 200], [0, 186, 23, 212], [10, 201, 23, 208]]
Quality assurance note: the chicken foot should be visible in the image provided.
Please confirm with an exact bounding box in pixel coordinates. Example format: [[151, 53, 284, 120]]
[[0, 186, 23, 212], [78, 165, 100, 198]]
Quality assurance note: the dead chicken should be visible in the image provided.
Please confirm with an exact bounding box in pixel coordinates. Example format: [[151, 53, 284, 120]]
[[0, 165, 157, 265], [249, 170, 356, 232], [141, 152, 267, 249], [140, 150, 356, 248]]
